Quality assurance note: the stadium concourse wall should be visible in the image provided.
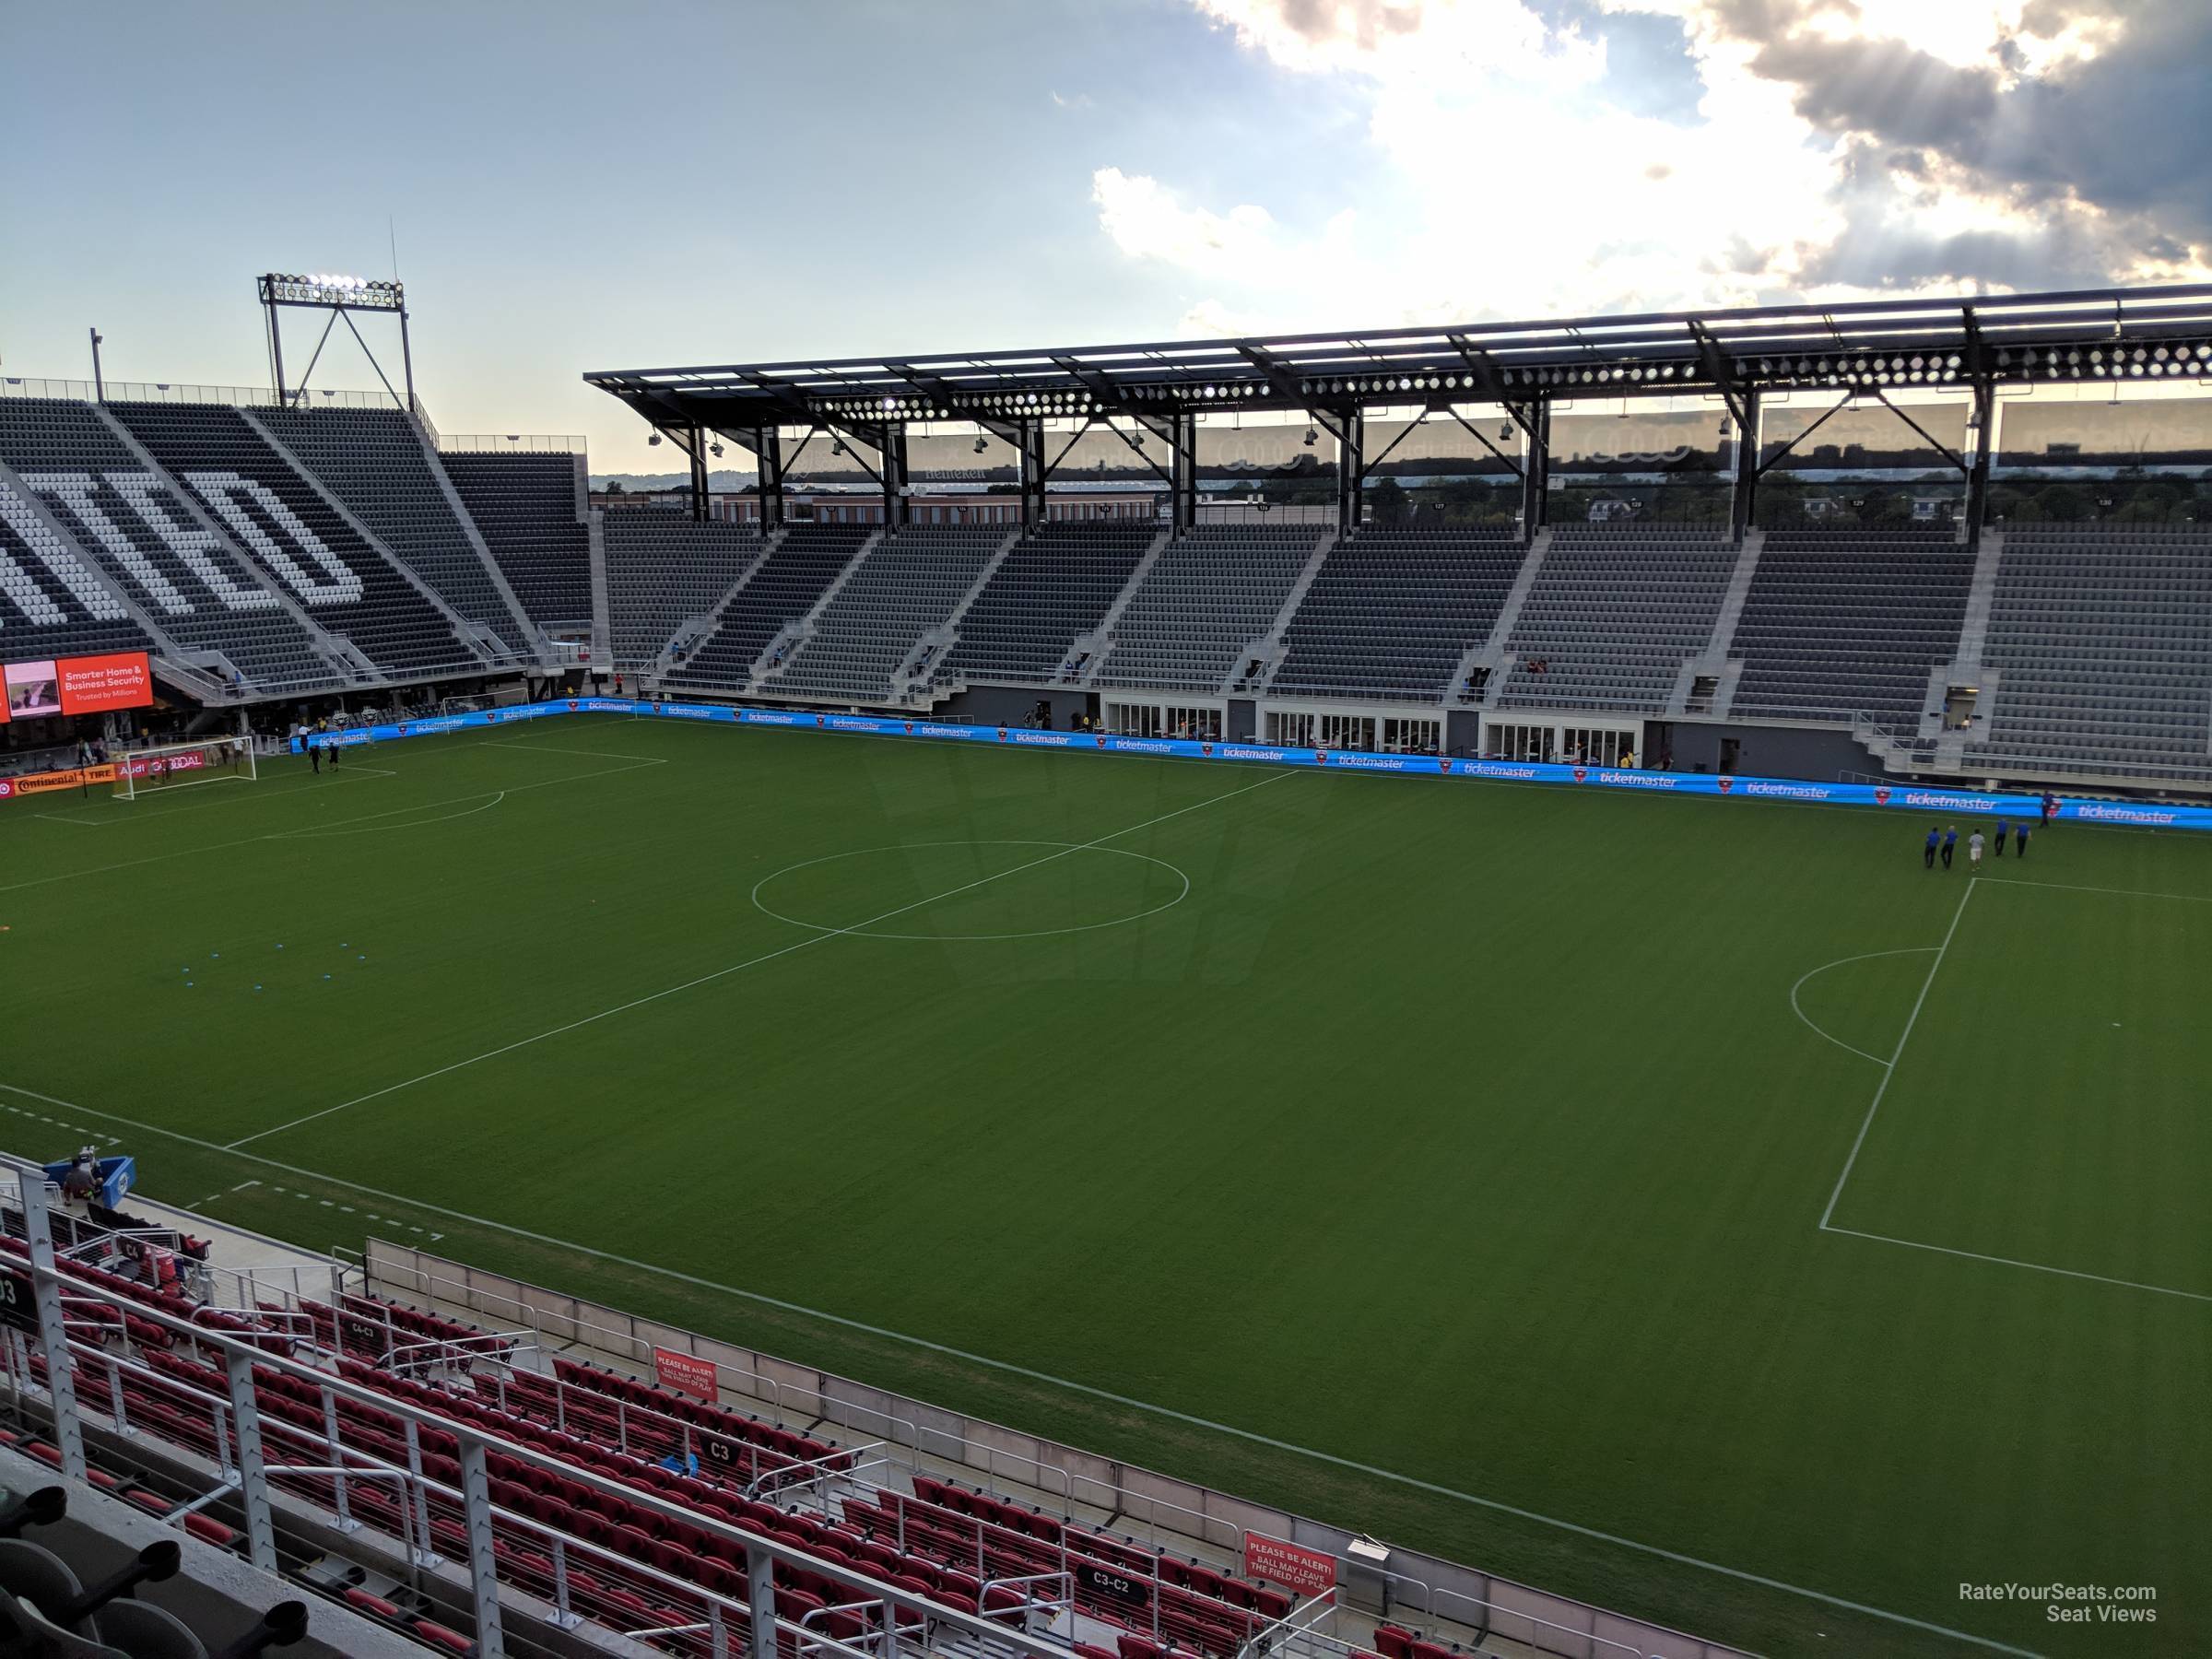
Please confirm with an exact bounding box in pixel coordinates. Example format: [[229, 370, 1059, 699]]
[[280, 695, 2212, 831], [362, 1240, 1753, 1659]]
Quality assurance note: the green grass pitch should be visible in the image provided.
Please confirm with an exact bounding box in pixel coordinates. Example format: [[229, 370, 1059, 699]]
[[3, 716, 2206, 1657]]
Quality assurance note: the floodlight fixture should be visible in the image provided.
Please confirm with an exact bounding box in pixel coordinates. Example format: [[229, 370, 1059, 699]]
[[1302, 428, 1318, 447]]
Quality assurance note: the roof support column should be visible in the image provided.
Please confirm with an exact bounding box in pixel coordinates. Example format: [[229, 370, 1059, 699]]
[[881, 426, 910, 528], [1729, 388, 1761, 542], [1964, 378, 1995, 552], [1334, 409, 1362, 535], [687, 422, 709, 524], [754, 425, 784, 533], [1171, 411, 1198, 535], [1018, 421, 1046, 530], [1518, 402, 1550, 540]]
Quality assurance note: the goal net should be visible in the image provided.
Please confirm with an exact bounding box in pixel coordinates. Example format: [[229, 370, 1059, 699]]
[[112, 737, 258, 801]]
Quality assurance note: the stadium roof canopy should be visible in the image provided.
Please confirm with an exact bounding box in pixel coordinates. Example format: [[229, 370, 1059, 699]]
[[585, 284, 2212, 433]]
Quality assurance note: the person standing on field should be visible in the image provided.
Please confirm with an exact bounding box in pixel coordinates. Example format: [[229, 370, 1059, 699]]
[[1993, 821, 2008, 857], [2015, 821, 2030, 858], [1942, 826, 1958, 869], [1969, 829, 1984, 867], [1924, 825, 1940, 869]]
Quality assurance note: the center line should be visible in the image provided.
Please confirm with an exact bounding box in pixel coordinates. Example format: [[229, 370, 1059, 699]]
[[1818, 877, 1977, 1230], [224, 769, 1300, 1150]]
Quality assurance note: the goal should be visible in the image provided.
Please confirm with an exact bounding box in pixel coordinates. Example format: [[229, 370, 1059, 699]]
[[112, 737, 258, 801]]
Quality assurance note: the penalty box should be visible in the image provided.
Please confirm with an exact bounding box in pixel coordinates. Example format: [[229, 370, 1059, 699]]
[[1823, 878, 2212, 1301]]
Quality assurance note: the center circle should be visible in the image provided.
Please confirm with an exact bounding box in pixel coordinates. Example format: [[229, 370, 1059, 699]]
[[751, 840, 1192, 942]]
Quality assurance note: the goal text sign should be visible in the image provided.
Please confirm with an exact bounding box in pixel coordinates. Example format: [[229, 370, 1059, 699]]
[[1243, 1534, 1336, 1594], [653, 1346, 719, 1400]]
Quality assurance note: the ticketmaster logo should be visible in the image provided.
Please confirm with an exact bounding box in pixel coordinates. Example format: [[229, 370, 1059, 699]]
[[1218, 747, 1277, 761], [1595, 771, 1677, 789], [2077, 803, 2177, 824], [1743, 781, 1835, 799], [1010, 732, 1075, 747], [1901, 791, 1998, 811]]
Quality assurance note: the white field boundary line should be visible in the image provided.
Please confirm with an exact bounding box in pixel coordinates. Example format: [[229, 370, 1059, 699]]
[[0, 754, 666, 895], [0, 1075, 2045, 1657], [484, 739, 669, 763], [1818, 875, 2212, 1302], [32, 765, 403, 826], [223, 769, 1302, 1150], [1825, 1225, 2212, 1305], [272, 792, 510, 839], [1818, 878, 1978, 1230], [1787, 947, 1937, 1067], [1975, 875, 2212, 904], [8, 716, 645, 833]]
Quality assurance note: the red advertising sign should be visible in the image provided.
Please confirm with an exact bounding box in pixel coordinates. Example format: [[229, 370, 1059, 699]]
[[57, 652, 153, 715], [1243, 1535, 1336, 1595], [653, 1347, 719, 1401], [119, 751, 205, 780]]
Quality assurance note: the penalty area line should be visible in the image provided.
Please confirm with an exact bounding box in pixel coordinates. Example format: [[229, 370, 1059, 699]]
[[1824, 1226, 2212, 1305], [0, 1074, 2043, 1657]]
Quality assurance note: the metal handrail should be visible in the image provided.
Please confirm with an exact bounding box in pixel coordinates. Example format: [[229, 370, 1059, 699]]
[[0, 1219, 1082, 1659], [0, 377, 392, 409]]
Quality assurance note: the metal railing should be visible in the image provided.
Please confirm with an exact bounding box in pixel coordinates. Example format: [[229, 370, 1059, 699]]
[[0, 377, 392, 409], [0, 1171, 1083, 1659], [436, 433, 588, 454]]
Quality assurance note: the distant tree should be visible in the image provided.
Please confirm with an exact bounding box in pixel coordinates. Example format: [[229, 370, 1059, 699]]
[[1368, 477, 1409, 525], [603, 480, 627, 496], [2036, 483, 2092, 522]]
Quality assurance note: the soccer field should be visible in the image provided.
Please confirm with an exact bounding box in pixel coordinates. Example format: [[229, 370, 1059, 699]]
[[4, 716, 2205, 1656]]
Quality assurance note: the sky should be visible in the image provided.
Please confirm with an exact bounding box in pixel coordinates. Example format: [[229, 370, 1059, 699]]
[[3, 0, 2206, 473]]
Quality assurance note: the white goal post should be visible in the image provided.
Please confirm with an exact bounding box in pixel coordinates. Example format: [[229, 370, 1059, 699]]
[[112, 736, 258, 801]]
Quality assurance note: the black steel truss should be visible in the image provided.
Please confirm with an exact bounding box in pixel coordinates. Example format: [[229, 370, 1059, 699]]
[[585, 284, 2212, 430]]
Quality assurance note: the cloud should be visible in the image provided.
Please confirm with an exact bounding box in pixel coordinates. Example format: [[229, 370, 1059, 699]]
[[1090, 168, 1282, 276], [1089, 0, 2209, 333], [1049, 89, 1094, 109], [1673, 0, 2212, 255]]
